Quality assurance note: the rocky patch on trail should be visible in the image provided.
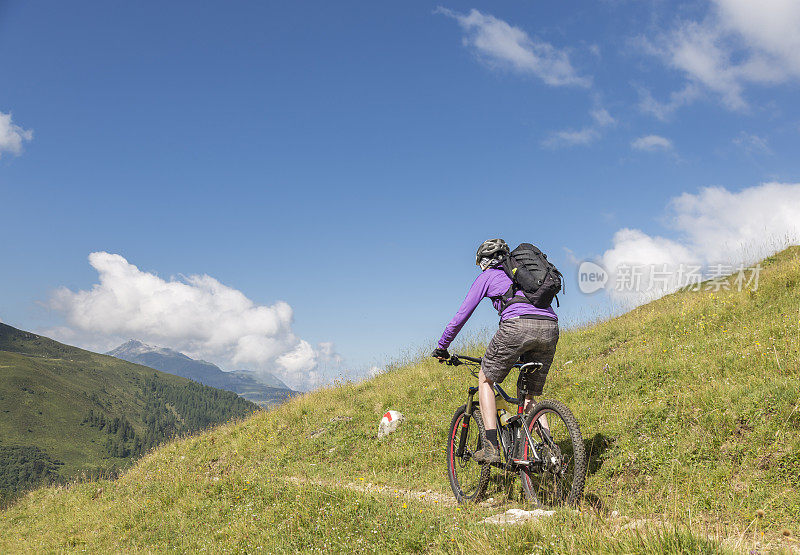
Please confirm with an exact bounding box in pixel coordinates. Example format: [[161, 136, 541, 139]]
[[482, 508, 555, 525]]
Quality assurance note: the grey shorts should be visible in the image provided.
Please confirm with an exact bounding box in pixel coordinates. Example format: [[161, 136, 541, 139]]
[[481, 317, 559, 395]]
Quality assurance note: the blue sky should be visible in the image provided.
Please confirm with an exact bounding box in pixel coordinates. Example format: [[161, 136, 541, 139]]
[[1, 1, 799, 389]]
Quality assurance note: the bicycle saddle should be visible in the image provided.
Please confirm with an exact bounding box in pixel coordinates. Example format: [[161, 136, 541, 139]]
[[519, 361, 544, 373]]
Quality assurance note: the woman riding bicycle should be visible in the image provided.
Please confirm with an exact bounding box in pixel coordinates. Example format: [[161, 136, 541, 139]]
[[432, 238, 559, 464]]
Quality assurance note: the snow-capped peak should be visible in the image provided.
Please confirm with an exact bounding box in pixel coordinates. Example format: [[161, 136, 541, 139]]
[[106, 339, 186, 359]]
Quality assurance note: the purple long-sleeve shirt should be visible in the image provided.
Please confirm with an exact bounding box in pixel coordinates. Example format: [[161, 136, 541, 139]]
[[438, 268, 557, 349]]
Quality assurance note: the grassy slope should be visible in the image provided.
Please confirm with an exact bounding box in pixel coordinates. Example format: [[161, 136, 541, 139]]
[[0, 324, 257, 486], [1, 248, 799, 552], [0, 349, 132, 476]]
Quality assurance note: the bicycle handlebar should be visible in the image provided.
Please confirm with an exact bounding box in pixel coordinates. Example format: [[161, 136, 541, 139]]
[[446, 354, 481, 366], [447, 353, 544, 369]]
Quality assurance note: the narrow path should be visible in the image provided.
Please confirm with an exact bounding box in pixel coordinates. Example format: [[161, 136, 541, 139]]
[[286, 475, 458, 507], [285, 475, 560, 525], [285, 474, 591, 520]]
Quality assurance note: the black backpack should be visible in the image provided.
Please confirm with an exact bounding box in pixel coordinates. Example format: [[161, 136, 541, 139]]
[[496, 243, 563, 312]]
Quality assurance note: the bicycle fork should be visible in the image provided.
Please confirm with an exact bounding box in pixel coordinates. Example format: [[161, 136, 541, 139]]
[[456, 386, 479, 458]]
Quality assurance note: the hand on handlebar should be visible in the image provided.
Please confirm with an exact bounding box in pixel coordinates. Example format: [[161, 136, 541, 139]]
[[431, 347, 450, 362]]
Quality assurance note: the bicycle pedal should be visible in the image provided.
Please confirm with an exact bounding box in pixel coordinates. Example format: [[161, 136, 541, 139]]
[[511, 459, 532, 466]]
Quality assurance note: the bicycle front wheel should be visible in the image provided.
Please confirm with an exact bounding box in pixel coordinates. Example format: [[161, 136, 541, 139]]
[[446, 404, 490, 503], [519, 399, 586, 507]]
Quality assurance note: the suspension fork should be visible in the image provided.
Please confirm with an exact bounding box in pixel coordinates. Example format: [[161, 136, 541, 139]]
[[457, 387, 478, 457]]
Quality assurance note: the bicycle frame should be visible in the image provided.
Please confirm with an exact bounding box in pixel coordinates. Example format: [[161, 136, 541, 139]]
[[450, 355, 545, 471], [493, 382, 547, 470]]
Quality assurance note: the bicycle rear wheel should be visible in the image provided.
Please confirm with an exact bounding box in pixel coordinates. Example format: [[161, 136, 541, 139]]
[[519, 399, 586, 507], [446, 404, 490, 503]]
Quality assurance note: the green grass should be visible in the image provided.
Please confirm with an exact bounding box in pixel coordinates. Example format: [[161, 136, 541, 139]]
[[2, 247, 800, 552]]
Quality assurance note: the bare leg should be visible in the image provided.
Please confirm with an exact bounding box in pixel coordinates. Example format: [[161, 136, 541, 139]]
[[524, 395, 549, 431], [478, 368, 497, 432], [523, 394, 534, 412]]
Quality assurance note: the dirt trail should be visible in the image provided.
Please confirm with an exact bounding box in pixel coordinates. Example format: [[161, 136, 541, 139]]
[[287, 475, 528, 510], [286, 475, 458, 507], [285, 475, 560, 526]]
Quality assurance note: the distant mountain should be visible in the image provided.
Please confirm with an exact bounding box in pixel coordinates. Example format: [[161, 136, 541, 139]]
[[107, 340, 298, 408], [230, 368, 289, 391], [0, 323, 258, 504]]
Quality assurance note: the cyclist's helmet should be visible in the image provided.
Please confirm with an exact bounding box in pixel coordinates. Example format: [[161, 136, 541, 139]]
[[475, 238, 509, 267]]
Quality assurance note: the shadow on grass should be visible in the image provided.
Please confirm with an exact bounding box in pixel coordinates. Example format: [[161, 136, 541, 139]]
[[582, 432, 615, 510], [477, 432, 616, 508], [484, 471, 525, 504], [585, 432, 614, 476]]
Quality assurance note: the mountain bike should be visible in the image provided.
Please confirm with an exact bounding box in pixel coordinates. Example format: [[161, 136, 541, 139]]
[[445, 354, 586, 507]]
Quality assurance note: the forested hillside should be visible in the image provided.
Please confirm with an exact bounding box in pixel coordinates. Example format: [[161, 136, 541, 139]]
[[0, 324, 258, 504]]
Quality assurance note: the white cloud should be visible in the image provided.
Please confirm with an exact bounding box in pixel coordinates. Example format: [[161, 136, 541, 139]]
[[733, 131, 771, 154], [599, 182, 800, 303], [637, 84, 701, 121], [715, 0, 800, 74], [542, 106, 615, 148], [542, 127, 599, 148], [666, 183, 800, 262], [40, 326, 123, 355], [590, 108, 615, 127], [48, 252, 340, 391], [563, 247, 581, 266], [437, 8, 590, 87], [642, 0, 800, 112], [0, 111, 33, 157], [631, 134, 673, 151]]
